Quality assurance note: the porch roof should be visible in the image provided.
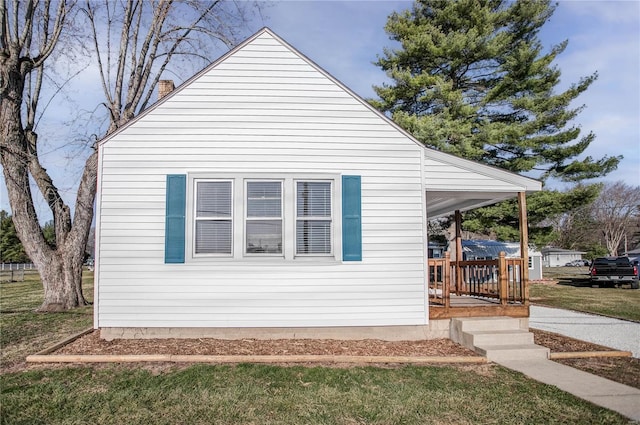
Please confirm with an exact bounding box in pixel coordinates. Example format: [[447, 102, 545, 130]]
[[423, 148, 542, 218]]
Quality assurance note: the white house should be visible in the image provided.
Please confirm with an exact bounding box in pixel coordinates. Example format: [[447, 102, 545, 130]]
[[94, 28, 541, 340], [461, 240, 543, 281], [541, 248, 586, 267]]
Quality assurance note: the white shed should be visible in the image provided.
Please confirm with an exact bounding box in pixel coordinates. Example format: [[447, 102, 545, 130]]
[[94, 28, 541, 340]]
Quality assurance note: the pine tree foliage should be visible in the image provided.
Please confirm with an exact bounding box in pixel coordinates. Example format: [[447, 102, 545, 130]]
[[372, 0, 620, 242], [372, 0, 620, 182], [463, 184, 601, 246], [0, 211, 29, 263]]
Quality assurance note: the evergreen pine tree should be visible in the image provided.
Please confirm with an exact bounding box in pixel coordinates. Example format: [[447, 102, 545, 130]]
[[372, 0, 620, 244]]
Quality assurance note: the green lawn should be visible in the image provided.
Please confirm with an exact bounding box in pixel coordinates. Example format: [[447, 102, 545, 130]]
[[0, 270, 94, 367], [531, 267, 640, 321], [0, 269, 632, 424], [1, 363, 628, 425]]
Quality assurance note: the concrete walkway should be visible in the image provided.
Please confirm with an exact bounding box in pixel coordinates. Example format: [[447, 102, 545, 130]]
[[494, 306, 640, 421], [529, 305, 640, 357], [498, 358, 640, 421]]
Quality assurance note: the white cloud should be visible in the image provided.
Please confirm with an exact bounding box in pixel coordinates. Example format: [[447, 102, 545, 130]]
[[561, 0, 640, 25]]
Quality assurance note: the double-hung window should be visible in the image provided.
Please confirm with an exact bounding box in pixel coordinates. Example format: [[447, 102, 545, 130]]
[[186, 175, 344, 261], [194, 180, 233, 255], [246, 181, 283, 254], [296, 181, 332, 255]]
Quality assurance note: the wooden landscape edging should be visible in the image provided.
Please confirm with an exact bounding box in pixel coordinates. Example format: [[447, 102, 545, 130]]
[[27, 328, 487, 364], [549, 351, 633, 360], [32, 328, 95, 356], [25, 354, 488, 364], [26, 328, 633, 364], [26, 351, 633, 364]]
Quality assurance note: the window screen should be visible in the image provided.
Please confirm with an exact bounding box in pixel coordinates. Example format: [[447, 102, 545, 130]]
[[246, 181, 282, 254], [195, 181, 232, 254], [296, 181, 331, 254]]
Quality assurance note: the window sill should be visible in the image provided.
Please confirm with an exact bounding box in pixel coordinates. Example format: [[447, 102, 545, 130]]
[[186, 255, 339, 264]]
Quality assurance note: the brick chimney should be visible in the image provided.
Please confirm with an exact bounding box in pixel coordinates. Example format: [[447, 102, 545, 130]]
[[158, 80, 175, 99]]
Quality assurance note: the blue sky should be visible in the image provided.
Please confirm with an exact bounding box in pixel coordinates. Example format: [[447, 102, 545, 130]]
[[263, 0, 640, 189], [1, 0, 639, 221]]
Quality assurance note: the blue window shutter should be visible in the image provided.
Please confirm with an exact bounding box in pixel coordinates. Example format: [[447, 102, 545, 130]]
[[342, 175, 362, 261], [165, 174, 186, 263]]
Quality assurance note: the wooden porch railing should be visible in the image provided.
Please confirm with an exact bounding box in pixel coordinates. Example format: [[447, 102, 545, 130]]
[[428, 252, 451, 308], [428, 252, 527, 310]]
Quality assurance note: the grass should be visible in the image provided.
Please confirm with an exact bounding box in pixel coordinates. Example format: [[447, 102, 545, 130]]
[[0, 270, 94, 367], [530, 267, 640, 321], [0, 269, 634, 424], [1, 363, 629, 424]]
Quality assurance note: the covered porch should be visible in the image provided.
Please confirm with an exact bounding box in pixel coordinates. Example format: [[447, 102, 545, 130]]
[[423, 149, 542, 320], [427, 249, 530, 319]]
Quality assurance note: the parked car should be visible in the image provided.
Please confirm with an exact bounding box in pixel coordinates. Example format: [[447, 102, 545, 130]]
[[589, 257, 639, 289], [564, 259, 586, 267]]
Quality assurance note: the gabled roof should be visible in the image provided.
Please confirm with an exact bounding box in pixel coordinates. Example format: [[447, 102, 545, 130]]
[[98, 27, 424, 149], [541, 247, 586, 255], [97, 27, 541, 217], [462, 239, 541, 258]]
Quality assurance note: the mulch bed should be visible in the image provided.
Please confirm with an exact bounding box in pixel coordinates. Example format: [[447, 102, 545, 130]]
[[17, 328, 640, 389], [54, 331, 478, 357], [530, 328, 617, 352], [52, 329, 622, 357], [531, 328, 640, 389]]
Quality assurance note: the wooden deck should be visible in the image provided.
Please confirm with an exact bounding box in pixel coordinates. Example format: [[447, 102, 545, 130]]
[[428, 252, 530, 319], [429, 295, 529, 319]]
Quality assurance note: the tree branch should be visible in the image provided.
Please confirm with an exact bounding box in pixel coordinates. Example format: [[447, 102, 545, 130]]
[[32, 0, 68, 69], [84, 1, 115, 125]]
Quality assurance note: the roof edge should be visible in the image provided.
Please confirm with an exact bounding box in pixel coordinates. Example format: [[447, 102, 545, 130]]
[[97, 27, 274, 147], [425, 149, 542, 192], [94, 26, 542, 196]]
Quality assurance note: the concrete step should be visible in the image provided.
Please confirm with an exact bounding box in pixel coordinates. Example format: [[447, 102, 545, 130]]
[[461, 329, 534, 348], [475, 343, 550, 362], [452, 317, 525, 333]]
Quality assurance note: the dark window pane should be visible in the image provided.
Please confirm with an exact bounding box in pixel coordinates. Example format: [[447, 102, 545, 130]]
[[247, 220, 282, 254]]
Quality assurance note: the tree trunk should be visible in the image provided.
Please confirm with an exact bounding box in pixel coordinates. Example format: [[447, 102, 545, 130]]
[[1, 140, 94, 311], [1, 54, 95, 312], [37, 251, 87, 312]]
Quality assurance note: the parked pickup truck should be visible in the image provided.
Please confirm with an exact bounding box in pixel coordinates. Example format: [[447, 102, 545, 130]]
[[589, 257, 639, 289]]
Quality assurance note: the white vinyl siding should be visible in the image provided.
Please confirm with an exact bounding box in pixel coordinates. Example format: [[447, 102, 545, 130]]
[[95, 30, 428, 329]]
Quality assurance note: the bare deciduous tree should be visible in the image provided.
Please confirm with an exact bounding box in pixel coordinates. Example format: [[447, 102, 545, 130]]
[[1, 0, 89, 311], [1, 0, 260, 311], [591, 181, 640, 256], [84, 0, 261, 132]]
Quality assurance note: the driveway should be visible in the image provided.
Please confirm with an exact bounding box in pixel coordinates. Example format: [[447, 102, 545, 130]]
[[529, 305, 640, 358]]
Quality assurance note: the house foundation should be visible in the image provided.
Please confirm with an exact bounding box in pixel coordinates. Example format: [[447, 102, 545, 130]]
[[100, 321, 452, 341]]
